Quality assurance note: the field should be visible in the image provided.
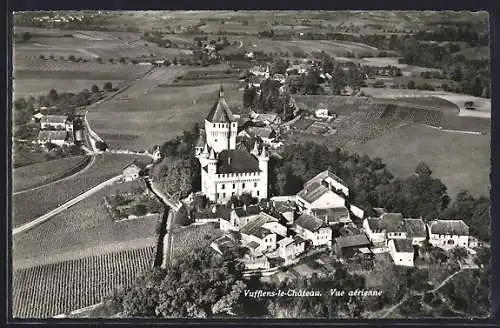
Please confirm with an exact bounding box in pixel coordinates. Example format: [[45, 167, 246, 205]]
[[13, 179, 159, 266], [88, 66, 243, 150], [13, 155, 90, 192], [12, 246, 155, 318], [12, 153, 152, 228], [170, 223, 223, 261], [350, 124, 490, 198], [453, 46, 490, 60]]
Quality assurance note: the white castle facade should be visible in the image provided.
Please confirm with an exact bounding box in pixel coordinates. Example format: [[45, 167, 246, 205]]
[[195, 87, 269, 203]]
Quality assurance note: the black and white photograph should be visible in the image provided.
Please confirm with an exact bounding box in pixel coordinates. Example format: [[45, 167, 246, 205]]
[[10, 10, 491, 319]]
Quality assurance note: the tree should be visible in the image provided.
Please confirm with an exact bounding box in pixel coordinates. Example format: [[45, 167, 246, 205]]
[[152, 157, 194, 200], [451, 247, 468, 262], [22, 31, 31, 42], [133, 204, 148, 216], [407, 80, 416, 89], [103, 82, 113, 92], [415, 162, 432, 177], [95, 140, 108, 151], [68, 54, 76, 62], [119, 57, 126, 64], [48, 89, 59, 102], [91, 84, 100, 93]]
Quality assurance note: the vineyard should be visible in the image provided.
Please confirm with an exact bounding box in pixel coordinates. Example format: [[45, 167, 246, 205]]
[[13, 155, 90, 192], [170, 223, 223, 261], [12, 153, 152, 228], [12, 246, 155, 318]]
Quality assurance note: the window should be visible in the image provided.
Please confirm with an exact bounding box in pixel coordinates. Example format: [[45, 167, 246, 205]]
[[217, 193, 220, 198], [214, 124, 216, 127], [232, 192, 235, 196], [221, 184, 225, 189], [257, 191, 260, 196], [242, 183, 246, 189], [254, 182, 257, 188], [233, 183, 235, 189], [223, 193, 226, 198]]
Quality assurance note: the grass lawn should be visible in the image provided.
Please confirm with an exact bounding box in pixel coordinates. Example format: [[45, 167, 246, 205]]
[[13, 155, 90, 192], [12, 179, 159, 264], [350, 124, 490, 198], [88, 75, 242, 150], [13, 78, 125, 98], [12, 153, 152, 228], [12, 246, 155, 318]]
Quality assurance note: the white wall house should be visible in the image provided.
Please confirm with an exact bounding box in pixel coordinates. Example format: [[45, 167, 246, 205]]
[[427, 220, 469, 250], [388, 239, 415, 267], [40, 115, 70, 130], [277, 236, 306, 265], [294, 213, 332, 248]]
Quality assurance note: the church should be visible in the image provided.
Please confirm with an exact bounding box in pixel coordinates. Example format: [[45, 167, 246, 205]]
[[195, 87, 269, 203]]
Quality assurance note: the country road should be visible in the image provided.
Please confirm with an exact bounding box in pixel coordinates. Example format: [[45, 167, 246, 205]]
[[12, 175, 123, 235]]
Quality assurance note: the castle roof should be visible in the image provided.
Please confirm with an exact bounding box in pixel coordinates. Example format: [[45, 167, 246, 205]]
[[217, 149, 261, 174], [206, 87, 236, 123]]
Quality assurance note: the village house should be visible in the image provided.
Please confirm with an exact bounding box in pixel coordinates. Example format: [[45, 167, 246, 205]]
[[277, 235, 306, 265], [427, 219, 470, 250], [210, 233, 239, 255], [296, 170, 349, 212], [229, 204, 261, 230], [250, 65, 270, 79], [122, 160, 148, 181], [240, 212, 287, 254], [388, 239, 415, 267], [250, 112, 282, 126], [195, 88, 269, 203], [340, 85, 355, 96], [293, 213, 332, 248], [272, 73, 286, 84], [40, 115, 72, 130], [193, 205, 231, 225], [314, 107, 331, 120], [311, 206, 352, 226], [271, 199, 296, 224], [334, 234, 371, 258], [239, 127, 277, 146], [402, 218, 427, 246], [32, 112, 44, 122], [35, 130, 72, 147], [363, 213, 405, 244]]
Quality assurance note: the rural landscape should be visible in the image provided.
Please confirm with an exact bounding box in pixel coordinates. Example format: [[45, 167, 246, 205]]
[[11, 11, 491, 320]]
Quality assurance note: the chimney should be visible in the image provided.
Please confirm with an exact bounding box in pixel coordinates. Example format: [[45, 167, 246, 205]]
[[227, 157, 232, 165], [211, 205, 217, 214], [219, 86, 224, 98], [243, 203, 247, 211]]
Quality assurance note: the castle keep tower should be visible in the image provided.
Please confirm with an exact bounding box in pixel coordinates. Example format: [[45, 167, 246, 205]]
[[196, 87, 269, 203]]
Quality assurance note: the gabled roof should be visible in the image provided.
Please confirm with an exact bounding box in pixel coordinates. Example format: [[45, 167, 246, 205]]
[[217, 149, 261, 174], [40, 115, 68, 124], [123, 159, 148, 171], [392, 239, 414, 253], [273, 200, 295, 213], [335, 234, 370, 249], [296, 181, 331, 204], [206, 88, 236, 123], [37, 130, 68, 141], [403, 218, 426, 238], [294, 213, 328, 232], [429, 220, 469, 236], [304, 170, 346, 189], [367, 213, 404, 233], [240, 212, 278, 238], [311, 206, 351, 224]]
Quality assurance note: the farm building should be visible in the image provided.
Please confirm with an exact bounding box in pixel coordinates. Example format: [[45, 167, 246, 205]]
[[427, 219, 469, 250], [311, 206, 352, 226], [122, 160, 148, 181], [195, 87, 269, 203], [334, 234, 371, 258], [293, 213, 332, 248], [340, 85, 355, 96], [32, 112, 44, 122], [35, 130, 72, 146], [271, 199, 296, 224], [40, 115, 71, 131], [250, 65, 270, 79], [388, 239, 415, 267], [315, 108, 330, 119], [193, 205, 231, 225], [240, 212, 287, 254], [229, 204, 262, 230]]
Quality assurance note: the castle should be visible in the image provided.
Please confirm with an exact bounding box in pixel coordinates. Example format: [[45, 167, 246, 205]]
[[195, 87, 269, 203]]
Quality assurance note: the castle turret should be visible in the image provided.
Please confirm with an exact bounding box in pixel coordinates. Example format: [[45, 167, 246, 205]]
[[251, 140, 260, 157], [204, 86, 238, 153], [258, 145, 269, 199]]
